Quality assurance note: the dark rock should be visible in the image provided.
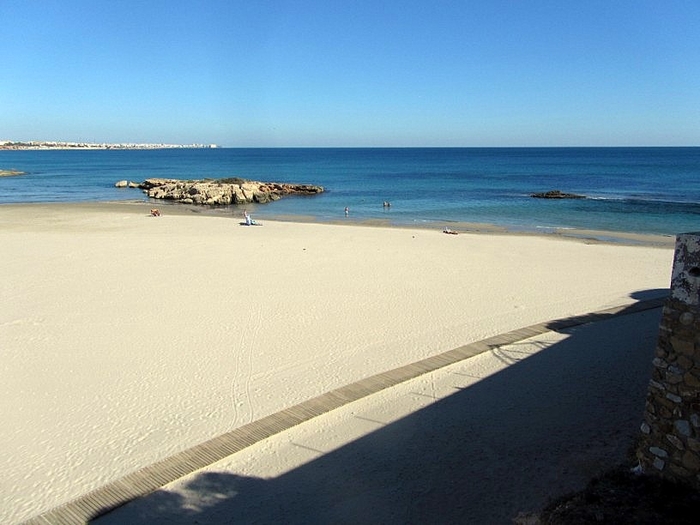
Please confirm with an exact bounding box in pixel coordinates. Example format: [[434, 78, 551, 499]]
[[531, 190, 586, 199]]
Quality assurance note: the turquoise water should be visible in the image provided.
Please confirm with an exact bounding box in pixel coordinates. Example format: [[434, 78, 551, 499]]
[[1, 147, 698, 235]]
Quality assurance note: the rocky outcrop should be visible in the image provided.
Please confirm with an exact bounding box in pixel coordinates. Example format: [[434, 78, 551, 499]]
[[127, 178, 324, 206], [531, 190, 586, 199], [114, 180, 140, 188]]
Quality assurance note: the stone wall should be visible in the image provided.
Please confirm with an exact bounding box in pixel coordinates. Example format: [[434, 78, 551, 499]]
[[637, 232, 700, 488]]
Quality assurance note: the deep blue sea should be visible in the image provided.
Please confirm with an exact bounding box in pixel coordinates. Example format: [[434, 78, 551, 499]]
[[1, 147, 699, 236]]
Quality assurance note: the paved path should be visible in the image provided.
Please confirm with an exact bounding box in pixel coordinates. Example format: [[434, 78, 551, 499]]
[[25, 298, 664, 525]]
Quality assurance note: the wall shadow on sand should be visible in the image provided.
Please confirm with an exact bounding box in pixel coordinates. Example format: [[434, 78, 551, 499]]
[[94, 290, 668, 525]]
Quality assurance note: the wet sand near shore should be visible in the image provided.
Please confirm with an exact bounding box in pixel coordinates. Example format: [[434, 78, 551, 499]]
[[0, 201, 675, 247]]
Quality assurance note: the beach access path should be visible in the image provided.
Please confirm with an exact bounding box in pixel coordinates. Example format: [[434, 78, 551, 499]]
[[95, 302, 664, 525]]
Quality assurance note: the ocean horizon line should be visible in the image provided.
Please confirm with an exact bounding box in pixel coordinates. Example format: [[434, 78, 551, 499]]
[[177, 145, 700, 150], [3, 143, 699, 151]]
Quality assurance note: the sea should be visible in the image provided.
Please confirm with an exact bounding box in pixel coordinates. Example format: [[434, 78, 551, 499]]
[[1, 147, 699, 237]]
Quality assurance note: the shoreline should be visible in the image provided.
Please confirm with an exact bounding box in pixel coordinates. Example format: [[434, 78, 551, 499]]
[[0, 200, 677, 248]]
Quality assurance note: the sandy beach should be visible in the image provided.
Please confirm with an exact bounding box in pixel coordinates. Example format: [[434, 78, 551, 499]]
[[0, 203, 675, 524]]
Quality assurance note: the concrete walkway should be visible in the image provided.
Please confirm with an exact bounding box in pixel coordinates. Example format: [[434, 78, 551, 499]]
[[27, 298, 664, 525]]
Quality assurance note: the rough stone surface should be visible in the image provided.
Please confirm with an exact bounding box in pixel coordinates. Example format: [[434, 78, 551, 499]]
[[666, 393, 682, 403], [650, 446, 669, 458], [685, 372, 700, 388], [683, 450, 700, 471], [666, 434, 685, 450], [669, 233, 700, 306], [127, 178, 324, 206], [676, 420, 692, 437], [530, 189, 586, 199], [637, 233, 700, 490]]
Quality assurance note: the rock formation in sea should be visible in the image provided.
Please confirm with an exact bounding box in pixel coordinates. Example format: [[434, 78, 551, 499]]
[[531, 190, 586, 199], [116, 178, 324, 205]]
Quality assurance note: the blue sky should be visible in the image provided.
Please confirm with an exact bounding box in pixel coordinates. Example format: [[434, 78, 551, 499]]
[[1, 0, 698, 146]]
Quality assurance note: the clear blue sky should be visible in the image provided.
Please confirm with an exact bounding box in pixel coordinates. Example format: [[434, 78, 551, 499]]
[[1, 0, 698, 147]]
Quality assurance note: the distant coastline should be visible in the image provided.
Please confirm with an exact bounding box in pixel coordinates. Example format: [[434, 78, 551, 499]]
[[0, 140, 217, 150]]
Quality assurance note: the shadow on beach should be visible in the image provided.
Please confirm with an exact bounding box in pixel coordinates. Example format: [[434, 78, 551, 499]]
[[94, 290, 669, 525]]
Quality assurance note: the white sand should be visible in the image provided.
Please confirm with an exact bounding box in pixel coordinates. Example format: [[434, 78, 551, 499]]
[[97, 308, 663, 524], [0, 203, 674, 524]]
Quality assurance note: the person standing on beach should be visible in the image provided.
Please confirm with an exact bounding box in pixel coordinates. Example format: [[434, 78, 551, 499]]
[[344, 207, 349, 216]]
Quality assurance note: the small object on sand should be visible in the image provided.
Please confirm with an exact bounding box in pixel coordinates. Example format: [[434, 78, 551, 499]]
[[443, 227, 458, 235], [243, 210, 262, 225], [241, 210, 262, 225], [150, 209, 161, 217]]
